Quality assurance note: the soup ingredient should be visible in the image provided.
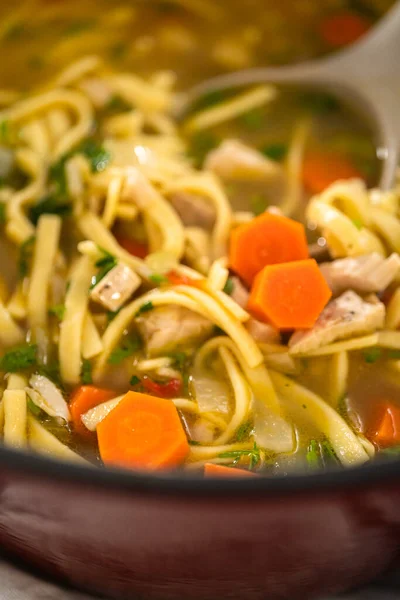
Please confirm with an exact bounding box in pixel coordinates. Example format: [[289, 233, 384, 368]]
[[137, 306, 213, 356], [116, 236, 148, 259], [97, 391, 190, 469], [229, 212, 309, 285], [230, 276, 249, 308], [26, 374, 70, 422], [289, 291, 385, 354], [245, 317, 281, 344], [204, 463, 257, 477], [370, 403, 400, 447], [319, 12, 371, 48], [70, 385, 116, 437], [302, 152, 363, 194], [107, 334, 142, 365], [248, 259, 332, 329], [90, 263, 141, 311], [0, 344, 37, 372], [205, 139, 283, 181], [320, 253, 400, 296], [141, 376, 183, 398], [168, 191, 216, 229]]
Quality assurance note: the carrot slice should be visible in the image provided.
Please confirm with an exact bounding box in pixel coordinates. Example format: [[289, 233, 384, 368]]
[[302, 152, 363, 195], [116, 236, 148, 259], [70, 385, 116, 438], [247, 258, 332, 329], [229, 212, 309, 286], [319, 13, 371, 48], [370, 403, 400, 447], [204, 463, 257, 477], [97, 391, 190, 470]]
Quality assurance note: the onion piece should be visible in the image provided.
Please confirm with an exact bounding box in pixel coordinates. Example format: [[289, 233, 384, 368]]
[[27, 374, 71, 422], [192, 364, 231, 414], [252, 398, 294, 453]]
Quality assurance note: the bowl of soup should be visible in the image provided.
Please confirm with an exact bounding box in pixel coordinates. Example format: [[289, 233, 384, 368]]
[[0, 1, 400, 599]]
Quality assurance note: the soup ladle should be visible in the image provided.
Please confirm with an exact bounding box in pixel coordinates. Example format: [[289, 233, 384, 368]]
[[178, 1, 400, 190]]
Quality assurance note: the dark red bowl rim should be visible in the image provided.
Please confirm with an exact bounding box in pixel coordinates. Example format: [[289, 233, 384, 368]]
[[0, 445, 399, 497]]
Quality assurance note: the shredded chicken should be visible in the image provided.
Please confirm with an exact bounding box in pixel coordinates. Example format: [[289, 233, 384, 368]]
[[137, 306, 213, 355], [230, 276, 249, 308], [78, 78, 113, 109], [168, 191, 216, 229], [90, 263, 141, 311], [205, 139, 283, 181], [289, 291, 385, 354], [245, 317, 281, 344], [320, 253, 400, 296]]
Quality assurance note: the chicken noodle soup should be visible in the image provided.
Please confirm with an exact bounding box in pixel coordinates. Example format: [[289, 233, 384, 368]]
[[0, 5, 399, 476]]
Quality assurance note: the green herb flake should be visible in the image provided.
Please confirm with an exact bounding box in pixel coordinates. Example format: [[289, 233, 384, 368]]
[[169, 352, 187, 371], [306, 439, 320, 470], [81, 358, 93, 385], [27, 397, 42, 417], [188, 440, 201, 446], [300, 92, 339, 115], [149, 273, 169, 286], [321, 440, 339, 465], [109, 43, 128, 61], [29, 194, 72, 225], [0, 344, 37, 372], [105, 95, 131, 113], [223, 277, 234, 296], [18, 235, 35, 279], [363, 347, 381, 364], [236, 420, 253, 442], [106, 308, 121, 324], [219, 442, 260, 470], [388, 350, 400, 360], [78, 139, 110, 173], [251, 194, 269, 216], [188, 131, 219, 167], [261, 143, 287, 162], [90, 249, 117, 290], [240, 108, 264, 130], [380, 446, 400, 457], [0, 203, 6, 225], [48, 304, 65, 320], [4, 22, 25, 42], [64, 19, 96, 37], [352, 219, 363, 230], [0, 120, 10, 144], [130, 375, 141, 387], [135, 301, 154, 317], [108, 334, 142, 365]]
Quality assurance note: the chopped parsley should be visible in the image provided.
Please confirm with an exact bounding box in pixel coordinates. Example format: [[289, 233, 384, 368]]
[[169, 352, 187, 371], [64, 19, 96, 37], [0, 120, 10, 143], [188, 131, 219, 167], [0, 344, 37, 372], [219, 442, 260, 470], [191, 90, 227, 113], [90, 248, 117, 290], [236, 420, 253, 442], [363, 347, 381, 364], [239, 107, 264, 130], [0, 203, 6, 225], [130, 375, 141, 387], [388, 350, 400, 360], [27, 398, 42, 417], [48, 304, 66, 320], [29, 194, 72, 225], [149, 273, 169, 286], [108, 334, 142, 365], [18, 235, 35, 279], [109, 43, 128, 61], [251, 194, 269, 216], [261, 143, 287, 162], [380, 446, 400, 457], [3, 22, 25, 42], [307, 438, 339, 470], [135, 301, 154, 316], [352, 219, 363, 230], [80, 358, 93, 385], [188, 440, 201, 446], [223, 277, 234, 296], [306, 439, 320, 469], [300, 92, 339, 115], [106, 308, 122, 324], [105, 95, 131, 113]]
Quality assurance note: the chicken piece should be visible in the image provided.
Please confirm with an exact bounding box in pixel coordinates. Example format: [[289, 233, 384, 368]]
[[90, 263, 141, 312], [320, 253, 400, 296], [230, 276, 249, 308], [137, 306, 213, 356], [245, 318, 281, 344], [289, 291, 385, 355], [205, 139, 283, 182], [168, 191, 216, 230]]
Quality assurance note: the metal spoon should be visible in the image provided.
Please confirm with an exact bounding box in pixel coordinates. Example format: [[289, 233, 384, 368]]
[[179, 1, 400, 190]]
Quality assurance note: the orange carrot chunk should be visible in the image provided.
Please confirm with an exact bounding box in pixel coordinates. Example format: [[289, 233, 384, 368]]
[[319, 13, 371, 48], [371, 403, 400, 447], [204, 463, 257, 478], [97, 391, 190, 470], [116, 236, 148, 259], [229, 212, 309, 286], [247, 258, 332, 330], [70, 385, 116, 438], [302, 152, 363, 195]]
